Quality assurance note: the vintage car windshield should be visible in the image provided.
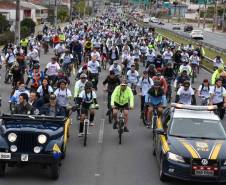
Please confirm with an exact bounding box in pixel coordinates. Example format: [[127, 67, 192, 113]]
[[169, 118, 226, 140]]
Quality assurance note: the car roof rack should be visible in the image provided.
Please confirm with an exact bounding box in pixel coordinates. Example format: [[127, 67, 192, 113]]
[[0, 114, 66, 122], [171, 103, 217, 111]]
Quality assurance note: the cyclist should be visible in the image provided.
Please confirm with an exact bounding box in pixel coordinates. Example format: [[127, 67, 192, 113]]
[[179, 58, 192, 76], [88, 55, 101, 90], [137, 70, 154, 118], [61, 49, 74, 76], [109, 60, 122, 77], [54, 79, 72, 110], [74, 73, 88, 120], [78, 81, 99, 137], [213, 56, 224, 71], [189, 51, 200, 75], [127, 64, 139, 94], [162, 47, 173, 64], [111, 79, 134, 132], [220, 71, 226, 89], [45, 57, 60, 86], [11, 82, 30, 104], [37, 78, 54, 103], [103, 70, 120, 115], [211, 65, 225, 85], [152, 72, 168, 95], [175, 81, 196, 105], [145, 80, 166, 128], [209, 78, 226, 120], [197, 79, 210, 105]]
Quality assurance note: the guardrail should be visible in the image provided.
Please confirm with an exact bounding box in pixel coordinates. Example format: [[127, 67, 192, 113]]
[[128, 15, 215, 73]]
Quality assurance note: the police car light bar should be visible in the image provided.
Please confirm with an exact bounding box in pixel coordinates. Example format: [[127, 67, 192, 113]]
[[171, 103, 217, 111]]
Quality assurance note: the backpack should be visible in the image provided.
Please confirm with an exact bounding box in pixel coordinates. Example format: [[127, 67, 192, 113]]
[[141, 77, 151, 85], [200, 83, 210, 93]]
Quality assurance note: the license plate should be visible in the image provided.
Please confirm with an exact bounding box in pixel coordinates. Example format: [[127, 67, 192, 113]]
[[195, 170, 214, 176], [0, 152, 11, 160], [21, 154, 29, 162]]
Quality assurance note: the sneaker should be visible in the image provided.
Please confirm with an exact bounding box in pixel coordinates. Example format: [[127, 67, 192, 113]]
[[113, 122, 118, 129], [78, 133, 84, 137], [106, 110, 110, 116], [90, 122, 95, 126], [124, 127, 129, 132], [146, 124, 150, 129]]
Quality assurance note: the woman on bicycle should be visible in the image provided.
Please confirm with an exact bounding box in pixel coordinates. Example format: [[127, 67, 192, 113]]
[[197, 79, 210, 105], [78, 81, 99, 137]]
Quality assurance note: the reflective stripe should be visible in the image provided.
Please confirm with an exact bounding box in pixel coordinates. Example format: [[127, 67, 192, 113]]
[[209, 142, 222, 160], [179, 140, 200, 159]]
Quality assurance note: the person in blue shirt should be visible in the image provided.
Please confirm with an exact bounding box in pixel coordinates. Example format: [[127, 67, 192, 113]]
[[145, 80, 166, 128]]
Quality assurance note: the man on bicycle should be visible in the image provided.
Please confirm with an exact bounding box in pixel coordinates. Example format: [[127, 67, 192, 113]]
[[197, 79, 210, 105], [145, 80, 166, 128], [209, 78, 226, 120], [78, 81, 99, 137], [111, 79, 134, 132], [175, 81, 196, 105]]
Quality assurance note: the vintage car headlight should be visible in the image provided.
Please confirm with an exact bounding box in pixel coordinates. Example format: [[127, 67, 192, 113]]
[[34, 146, 41, 153], [38, 134, 47, 144], [8, 133, 17, 142], [223, 160, 226, 166], [167, 152, 185, 163], [10, 145, 17, 152]]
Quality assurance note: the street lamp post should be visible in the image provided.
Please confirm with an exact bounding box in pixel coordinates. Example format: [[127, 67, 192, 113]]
[[15, 0, 20, 44]]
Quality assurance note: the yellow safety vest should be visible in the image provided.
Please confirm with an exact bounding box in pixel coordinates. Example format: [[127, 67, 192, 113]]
[[20, 39, 28, 47], [59, 34, 65, 41]]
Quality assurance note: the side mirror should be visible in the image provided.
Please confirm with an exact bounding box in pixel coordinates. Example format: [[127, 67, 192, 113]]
[[154, 128, 165, 135]]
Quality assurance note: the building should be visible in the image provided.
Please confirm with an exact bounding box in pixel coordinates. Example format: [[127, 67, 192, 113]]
[[0, 1, 48, 28]]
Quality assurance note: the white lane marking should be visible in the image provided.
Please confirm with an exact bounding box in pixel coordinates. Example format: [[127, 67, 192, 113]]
[[98, 119, 105, 144]]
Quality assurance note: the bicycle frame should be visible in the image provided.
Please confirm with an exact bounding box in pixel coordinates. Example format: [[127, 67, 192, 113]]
[[117, 108, 125, 145]]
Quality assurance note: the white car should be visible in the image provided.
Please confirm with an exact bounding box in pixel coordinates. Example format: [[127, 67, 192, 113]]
[[190, 30, 204, 40], [172, 23, 181, 30], [150, 17, 159, 23], [143, 17, 150, 23]]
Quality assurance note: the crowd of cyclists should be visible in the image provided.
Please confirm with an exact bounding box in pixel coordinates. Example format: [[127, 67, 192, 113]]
[[0, 7, 226, 137]]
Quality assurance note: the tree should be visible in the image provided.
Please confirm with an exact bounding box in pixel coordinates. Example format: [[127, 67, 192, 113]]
[[74, 0, 92, 17], [20, 18, 36, 37], [58, 7, 69, 22], [0, 14, 10, 33]]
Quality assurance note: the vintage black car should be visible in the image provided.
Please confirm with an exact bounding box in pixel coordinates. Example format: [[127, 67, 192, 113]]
[[0, 114, 71, 180]]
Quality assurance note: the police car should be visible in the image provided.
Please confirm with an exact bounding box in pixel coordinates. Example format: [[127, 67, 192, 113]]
[[153, 103, 226, 182]]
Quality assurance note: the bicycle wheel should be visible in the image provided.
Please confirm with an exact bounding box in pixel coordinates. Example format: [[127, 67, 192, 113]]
[[191, 70, 195, 84], [108, 109, 113, 124], [152, 115, 157, 139], [83, 123, 88, 147], [4, 70, 10, 83], [118, 121, 124, 145]]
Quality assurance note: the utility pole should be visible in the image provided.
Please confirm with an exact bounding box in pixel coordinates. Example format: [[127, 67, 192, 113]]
[[203, 1, 207, 29], [222, 4, 225, 32], [15, 0, 20, 44], [54, 0, 58, 25], [70, 0, 73, 22], [212, 0, 217, 32], [198, 4, 201, 27]]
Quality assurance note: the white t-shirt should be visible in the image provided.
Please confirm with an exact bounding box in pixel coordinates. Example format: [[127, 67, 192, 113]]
[[127, 70, 139, 84], [177, 86, 194, 105], [109, 65, 122, 76], [209, 86, 226, 104], [91, 51, 101, 61], [198, 85, 210, 98], [163, 51, 173, 60], [5, 53, 16, 64], [88, 61, 100, 74], [27, 49, 39, 61], [137, 77, 154, 96], [46, 62, 60, 76], [79, 90, 97, 104], [74, 80, 88, 97], [54, 88, 72, 107], [37, 86, 53, 96]]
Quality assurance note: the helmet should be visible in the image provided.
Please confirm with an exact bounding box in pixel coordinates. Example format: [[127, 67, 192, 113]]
[[183, 80, 190, 87], [85, 81, 93, 89], [113, 60, 118, 64], [193, 51, 198, 55], [58, 79, 67, 85]]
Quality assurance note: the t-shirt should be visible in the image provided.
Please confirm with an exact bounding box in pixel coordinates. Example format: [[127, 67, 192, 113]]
[[177, 87, 194, 105], [5, 53, 16, 64], [27, 49, 39, 61], [127, 70, 139, 84], [198, 85, 210, 98], [37, 86, 53, 96], [46, 62, 60, 76], [54, 88, 72, 107], [209, 86, 226, 104], [88, 61, 100, 74], [79, 90, 97, 104], [137, 77, 154, 96]]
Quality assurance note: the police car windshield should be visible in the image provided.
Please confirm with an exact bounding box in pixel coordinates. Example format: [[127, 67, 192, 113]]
[[169, 118, 226, 140]]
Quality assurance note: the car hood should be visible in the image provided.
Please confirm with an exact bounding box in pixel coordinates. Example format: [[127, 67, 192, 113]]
[[2, 122, 63, 136], [168, 136, 226, 159]]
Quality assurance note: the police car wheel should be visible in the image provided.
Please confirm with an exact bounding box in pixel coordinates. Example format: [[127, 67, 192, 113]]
[[159, 155, 167, 181], [50, 162, 60, 180], [0, 162, 6, 177]]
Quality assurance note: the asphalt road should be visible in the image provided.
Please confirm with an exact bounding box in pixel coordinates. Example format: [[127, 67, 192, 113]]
[[151, 21, 226, 50], [0, 41, 218, 185]]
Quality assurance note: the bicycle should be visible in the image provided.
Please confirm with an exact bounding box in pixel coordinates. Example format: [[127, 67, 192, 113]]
[[117, 108, 125, 145], [101, 54, 107, 70], [81, 104, 99, 147], [4, 63, 13, 84], [199, 96, 209, 106], [191, 63, 198, 84]]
